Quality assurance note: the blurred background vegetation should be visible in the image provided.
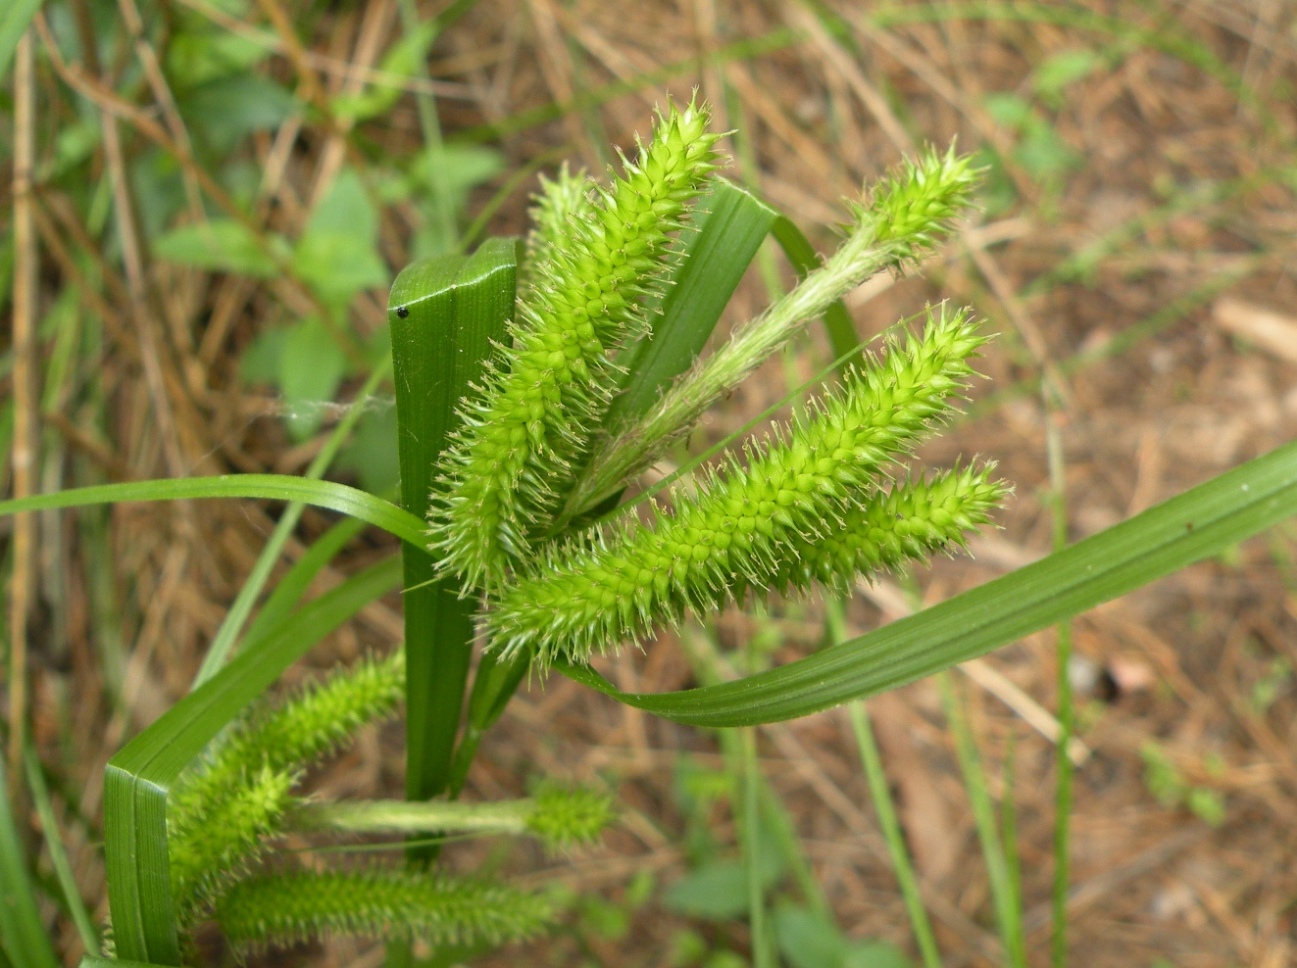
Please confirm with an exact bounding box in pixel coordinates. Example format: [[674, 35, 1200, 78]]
[[3, 1, 1296, 965]]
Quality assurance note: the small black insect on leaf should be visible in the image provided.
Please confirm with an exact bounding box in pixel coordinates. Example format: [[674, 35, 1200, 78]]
[[395, 306, 410, 319]]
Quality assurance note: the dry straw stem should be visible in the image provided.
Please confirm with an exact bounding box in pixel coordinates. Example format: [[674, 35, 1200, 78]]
[[561, 144, 982, 520], [429, 97, 726, 590], [491, 305, 996, 666]]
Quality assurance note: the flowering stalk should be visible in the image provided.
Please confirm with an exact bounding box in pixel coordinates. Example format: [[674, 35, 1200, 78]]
[[429, 98, 725, 589], [557, 145, 980, 523], [292, 782, 614, 852], [489, 305, 988, 666]]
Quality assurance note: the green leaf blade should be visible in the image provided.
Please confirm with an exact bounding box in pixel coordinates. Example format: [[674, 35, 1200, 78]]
[[389, 238, 517, 802], [104, 558, 402, 962]]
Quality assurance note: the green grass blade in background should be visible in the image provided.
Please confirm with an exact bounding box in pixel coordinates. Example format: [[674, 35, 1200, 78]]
[[193, 362, 391, 686], [388, 237, 516, 802], [0, 475, 426, 546], [561, 439, 1297, 725], [608, 178, 776, 426], [23, 746, 98, 955], [0, 758, 59, 968], [238, 516, 369, 651], [103, 558, 401, 963]]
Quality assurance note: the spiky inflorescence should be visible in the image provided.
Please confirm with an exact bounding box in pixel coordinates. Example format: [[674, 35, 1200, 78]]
[[525, 782, 617, 852], [489, 305, 991, 666], [429, 98, 725, 590], [169, 767, 297, 914], [167, 651, 404, 913], [215, 869, 555, 952], [759, 465, 1008, 595], [558, 144, 982, 520], [521, 163, 597, 288]]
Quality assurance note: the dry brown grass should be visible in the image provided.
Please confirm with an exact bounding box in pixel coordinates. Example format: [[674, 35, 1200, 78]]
[[7, 1, 1297, 965]]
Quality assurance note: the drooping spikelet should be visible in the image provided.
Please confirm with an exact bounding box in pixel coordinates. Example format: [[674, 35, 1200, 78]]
[[489, 305, 992, 666], [429, 98, 725, 590]]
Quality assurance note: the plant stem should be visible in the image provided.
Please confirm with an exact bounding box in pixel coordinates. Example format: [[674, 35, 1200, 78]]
[[829, 598, 942, 968], [1047, 396, 1074, 968], [939, 672, 1027, 968], [294, 798, 534, 837]]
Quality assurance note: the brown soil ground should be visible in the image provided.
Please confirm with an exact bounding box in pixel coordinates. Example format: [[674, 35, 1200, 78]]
[[9, 1, 1297, 966]]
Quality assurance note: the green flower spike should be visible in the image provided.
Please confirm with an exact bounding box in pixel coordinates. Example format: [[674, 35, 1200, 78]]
[[430, 97, 725, 590], [560, 144, 982, 520], [167, 651, 404, 913], [521, 162, 597, 288], [216, 868, 555, 952], [489, 305, 992, 666]]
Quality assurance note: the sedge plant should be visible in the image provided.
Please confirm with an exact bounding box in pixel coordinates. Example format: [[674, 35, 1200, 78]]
[[128, 97, 1009, 961]]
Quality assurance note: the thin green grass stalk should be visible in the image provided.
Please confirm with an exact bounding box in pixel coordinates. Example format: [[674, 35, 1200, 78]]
[[828, 597, 942, 968], [22, 746, 98, 955], [192, 362, 391, 687], [215, 868, 555, 952], [1047, 403, 1074, 968], [847, 702, 943, 968], [938, 672, 1027, 968], [1001, 734, 1023, 949], [0, 757, 59, 968], [742, 726, 771, 968], [429, 97, 724, 589], [563, 146, 980, 518], [682, 624, 831, 923]]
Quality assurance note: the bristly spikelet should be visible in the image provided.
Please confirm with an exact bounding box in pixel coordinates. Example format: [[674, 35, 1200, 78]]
[[760, 465, 1009, 595], [429, 97, 725, 590], [169, 651, 404, 832], [522, 163, 597, 288], [216, 868, 555, 952], [525, 782, 616, 852], [167, 652, 404, 914], [168, 766, 297, 916], [861, 143, 980, 266], [556, 145, 983, 522], [489, 305, 991, 666]]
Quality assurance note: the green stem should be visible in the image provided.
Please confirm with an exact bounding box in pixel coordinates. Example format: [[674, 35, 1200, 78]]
[[1047, 396, 1074, 968], [293, 797, 534, 837], [939, 672, 1027, 968], [829, 599, 942, 968]]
